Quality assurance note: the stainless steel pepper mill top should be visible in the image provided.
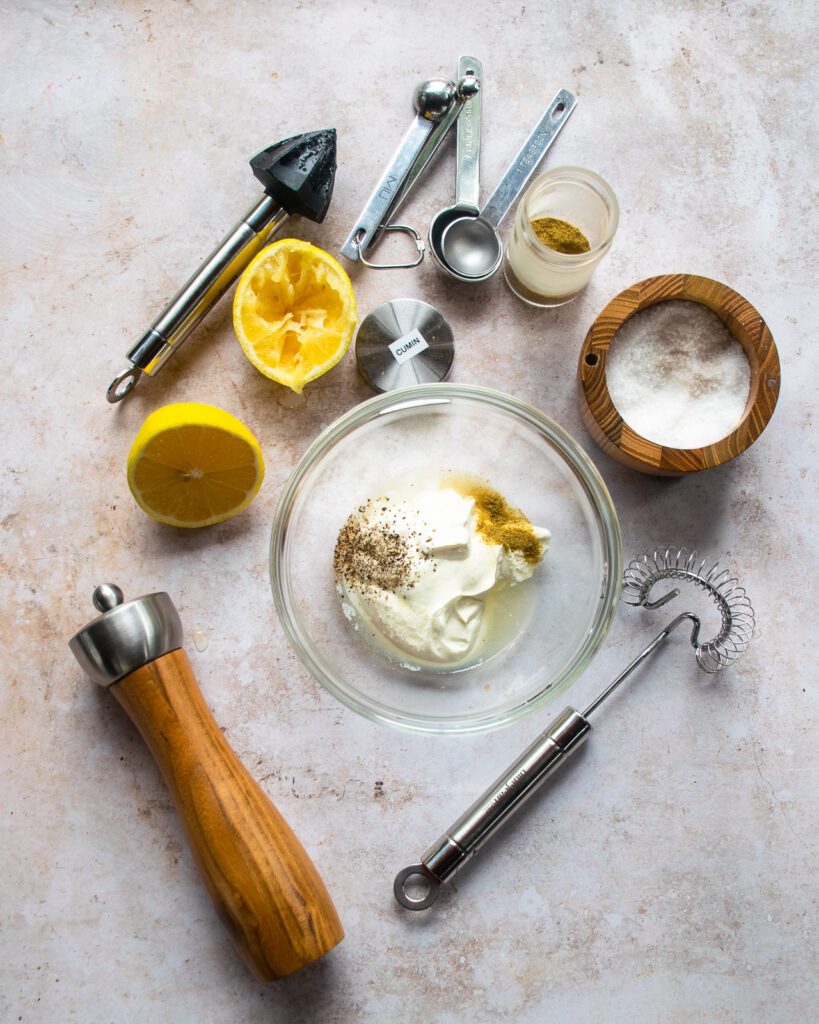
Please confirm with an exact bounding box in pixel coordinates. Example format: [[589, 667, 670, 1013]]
[[107, 128, 338, 403], [68, 584, 183, 687]]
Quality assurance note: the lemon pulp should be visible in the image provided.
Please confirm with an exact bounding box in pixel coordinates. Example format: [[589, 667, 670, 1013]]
[[232, 239, 357, 393]]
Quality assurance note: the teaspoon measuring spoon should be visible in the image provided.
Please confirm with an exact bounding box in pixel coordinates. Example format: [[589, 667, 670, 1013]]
[[340, 75, 479, 269], [440, 89, 577, 282], [428, 55, 483, 278]]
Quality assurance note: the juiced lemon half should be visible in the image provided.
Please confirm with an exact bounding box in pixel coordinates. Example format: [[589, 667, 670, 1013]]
[[127, 403, 264, 527], [232, 238, 357, 393]]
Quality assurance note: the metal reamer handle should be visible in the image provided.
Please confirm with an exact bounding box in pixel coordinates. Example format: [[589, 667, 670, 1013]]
[[107, 196, 288, 402], [394, 706, 590, 910]]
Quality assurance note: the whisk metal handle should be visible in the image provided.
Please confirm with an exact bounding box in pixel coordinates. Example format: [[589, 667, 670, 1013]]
[[394, 708, 590, 910], [394, 550, 755, 912], [393, 615, 702, 911]]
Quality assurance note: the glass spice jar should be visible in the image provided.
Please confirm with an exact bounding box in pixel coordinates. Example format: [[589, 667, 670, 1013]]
[[504, 166, 619, 308]]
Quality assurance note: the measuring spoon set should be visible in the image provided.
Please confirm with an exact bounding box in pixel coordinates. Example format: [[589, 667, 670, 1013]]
[[342, 56, 576, 279]]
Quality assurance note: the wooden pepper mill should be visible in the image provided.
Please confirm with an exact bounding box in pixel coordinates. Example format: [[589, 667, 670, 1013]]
[[69, 584, 343, 981]]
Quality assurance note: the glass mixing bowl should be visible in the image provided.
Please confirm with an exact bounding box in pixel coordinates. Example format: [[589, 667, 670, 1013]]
[[270, 384, 621, 734]]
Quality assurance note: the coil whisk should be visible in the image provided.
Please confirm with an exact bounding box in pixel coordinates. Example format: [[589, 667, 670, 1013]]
[[622, 547, 755, 672]]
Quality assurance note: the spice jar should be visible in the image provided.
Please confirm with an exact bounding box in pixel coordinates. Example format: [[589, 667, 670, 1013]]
[[504, 167, 619, 308]]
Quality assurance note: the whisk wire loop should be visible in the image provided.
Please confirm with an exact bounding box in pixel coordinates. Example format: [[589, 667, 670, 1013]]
[[622, 546, 755, 672]]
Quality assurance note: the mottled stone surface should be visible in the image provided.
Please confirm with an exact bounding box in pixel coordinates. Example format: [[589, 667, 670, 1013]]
[[1, 2, 817, 1021]]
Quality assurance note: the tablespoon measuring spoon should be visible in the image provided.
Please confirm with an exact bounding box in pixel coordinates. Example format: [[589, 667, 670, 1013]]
[[428, 55, 483, 277], [440, 89, 577, 282]]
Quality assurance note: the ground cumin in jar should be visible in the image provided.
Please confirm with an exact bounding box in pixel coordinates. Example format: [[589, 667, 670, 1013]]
[[504, 166, 619, 307], [530, 217, 591, 254]]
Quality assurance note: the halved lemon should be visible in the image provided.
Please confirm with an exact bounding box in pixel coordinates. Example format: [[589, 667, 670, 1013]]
[[232, 238, 357, 393], [127, 403, 264, 528]]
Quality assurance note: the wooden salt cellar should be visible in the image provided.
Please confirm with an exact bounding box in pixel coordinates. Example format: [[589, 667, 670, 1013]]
[[577, 274, 781, 476]]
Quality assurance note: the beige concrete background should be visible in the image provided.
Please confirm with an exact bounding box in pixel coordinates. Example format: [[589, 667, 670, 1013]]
[[1, 1, 817, 1021]]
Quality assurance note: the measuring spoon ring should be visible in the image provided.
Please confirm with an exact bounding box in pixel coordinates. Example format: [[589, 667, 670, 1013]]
[[440, 89, 577, 283]]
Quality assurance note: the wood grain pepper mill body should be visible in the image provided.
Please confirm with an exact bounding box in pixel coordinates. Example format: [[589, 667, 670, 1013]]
[[69, 584, 343, 981]]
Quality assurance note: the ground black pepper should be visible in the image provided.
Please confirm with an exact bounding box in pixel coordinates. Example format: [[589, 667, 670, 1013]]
[[333, 497, 428, 595]]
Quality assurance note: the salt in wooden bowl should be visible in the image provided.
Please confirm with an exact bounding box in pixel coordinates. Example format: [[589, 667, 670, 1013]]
[[577, 273, 781, 476]]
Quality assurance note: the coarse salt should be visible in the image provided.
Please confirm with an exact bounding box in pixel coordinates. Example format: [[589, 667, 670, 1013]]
[[605, 300, 751, 449]]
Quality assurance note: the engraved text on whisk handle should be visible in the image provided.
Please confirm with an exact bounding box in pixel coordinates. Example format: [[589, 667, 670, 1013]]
[[487, 766, 530, 810], [423, 708, 591, 882]]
